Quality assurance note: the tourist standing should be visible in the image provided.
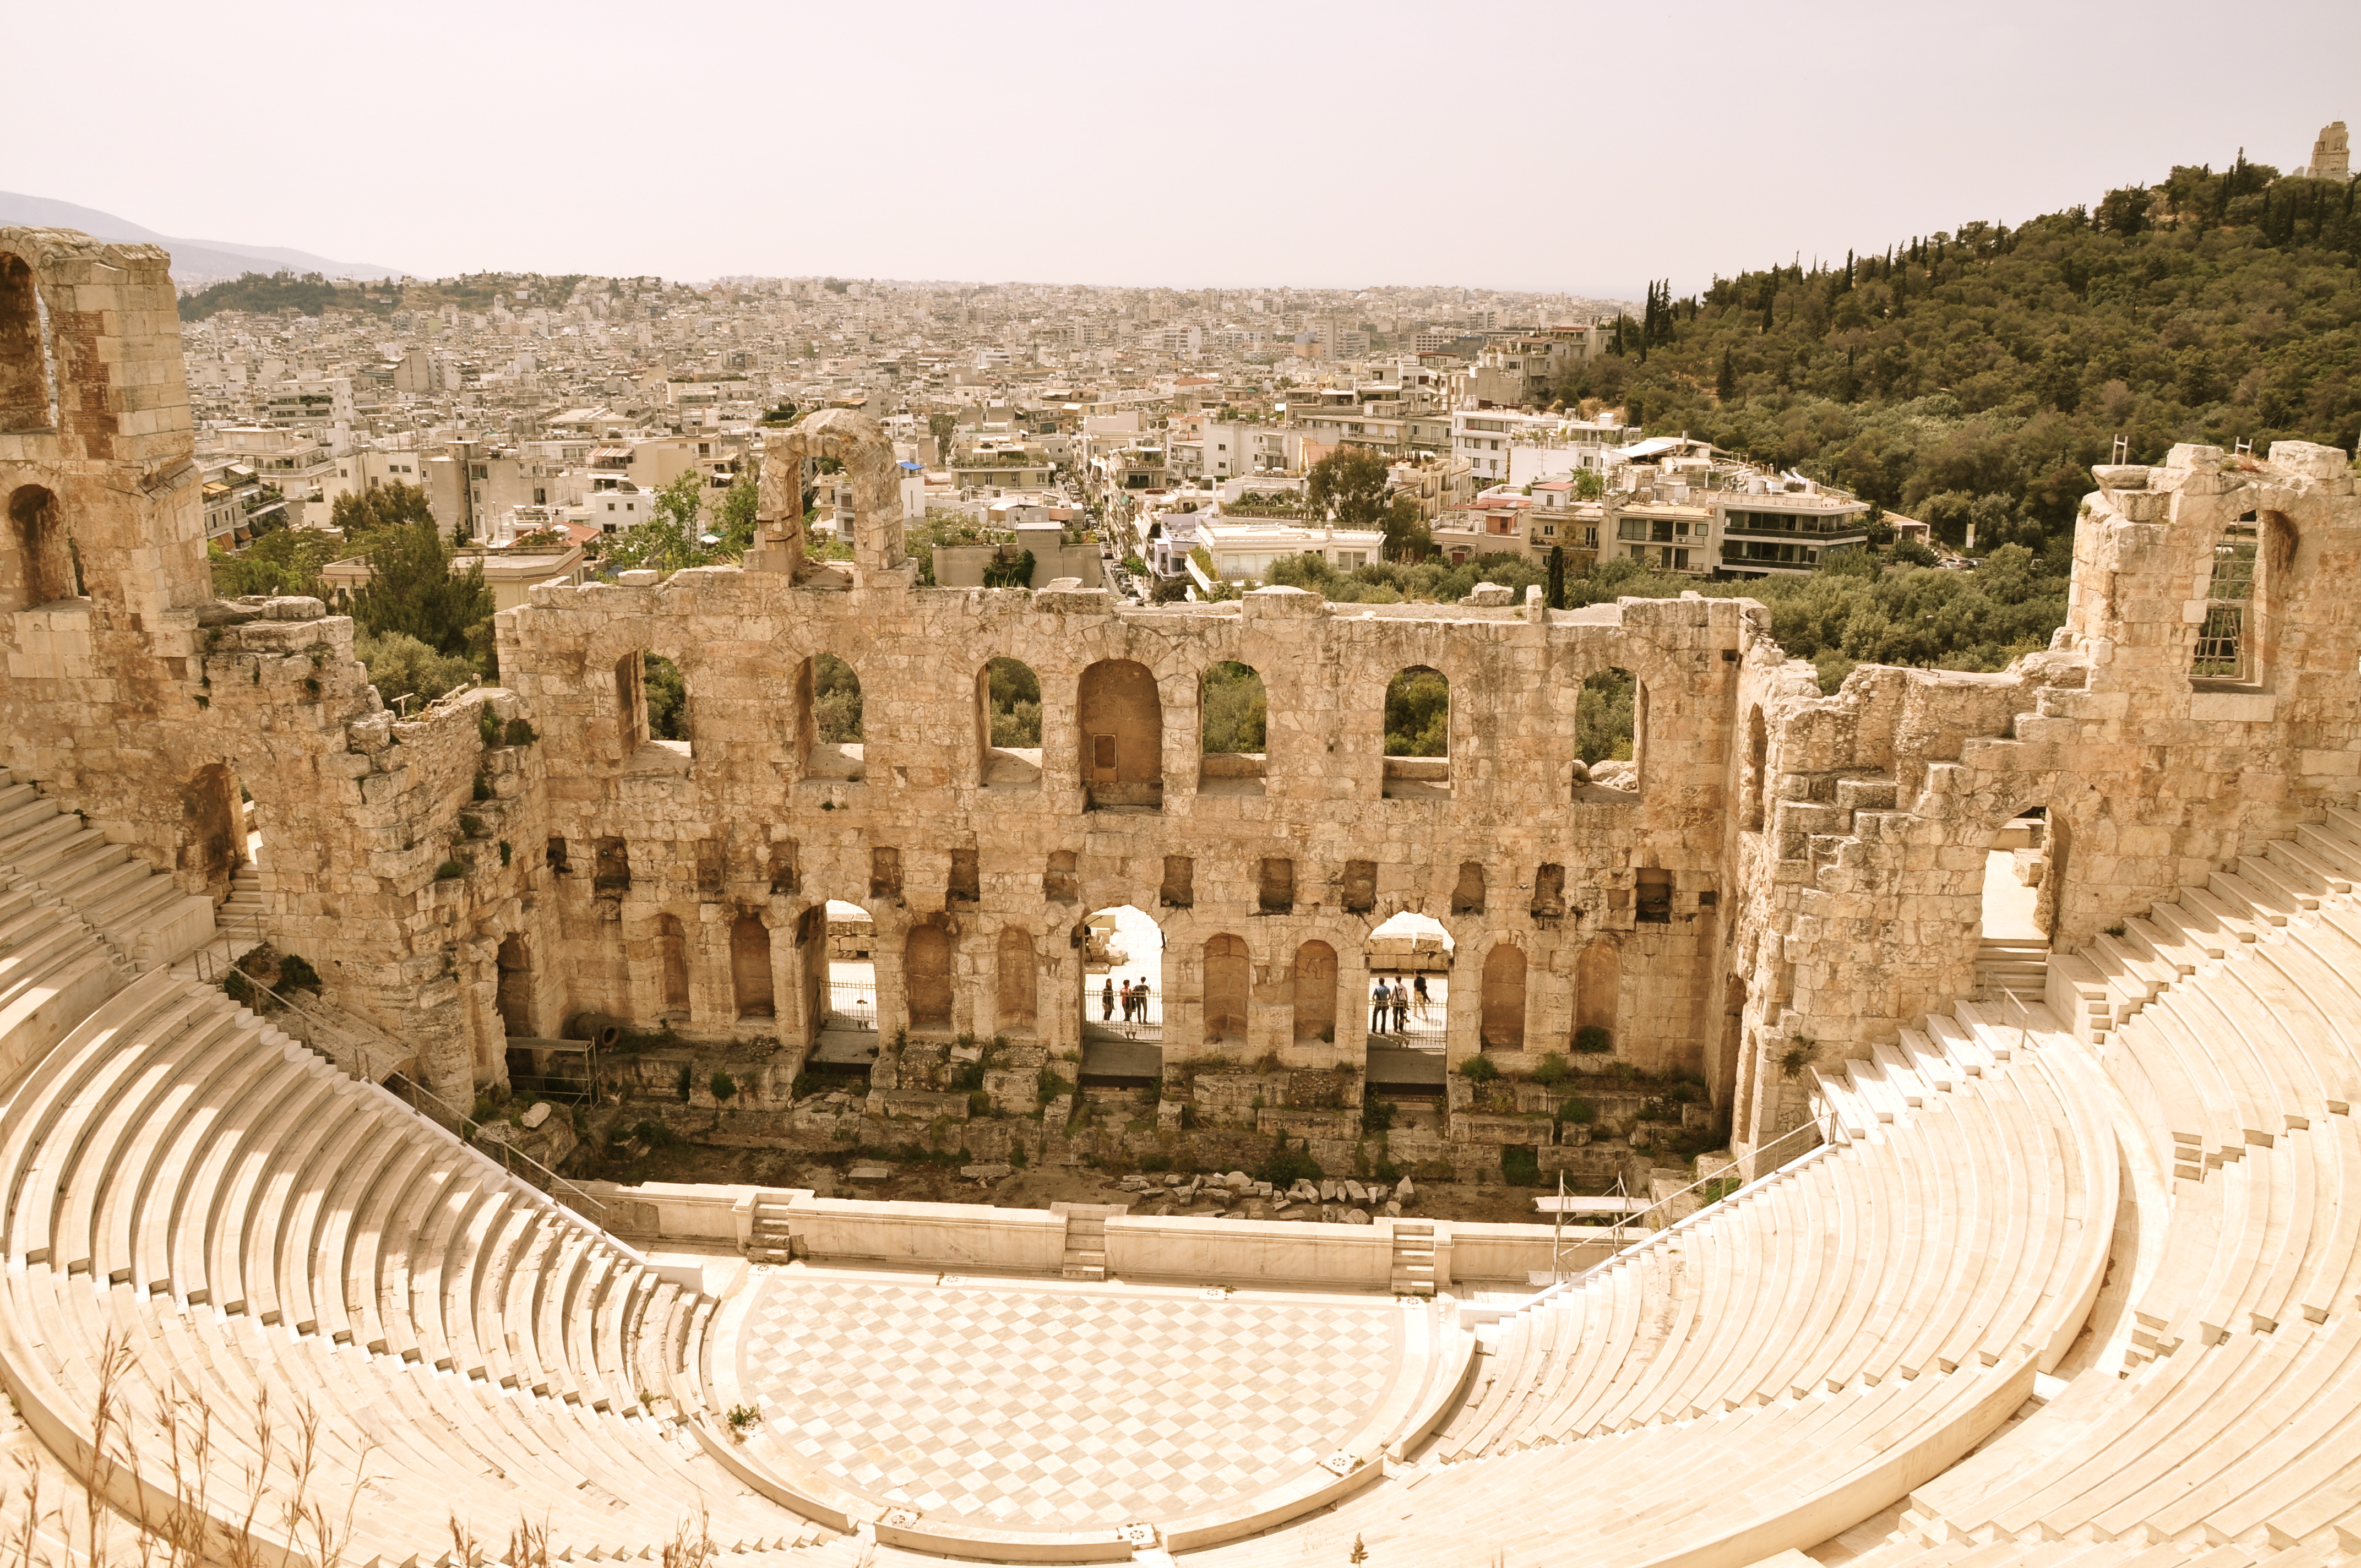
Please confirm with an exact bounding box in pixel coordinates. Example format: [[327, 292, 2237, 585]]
[[1392, 979, 1410, 1033], [1102, 976, 1116, 1022], [1371, 978, 1391, 1034]]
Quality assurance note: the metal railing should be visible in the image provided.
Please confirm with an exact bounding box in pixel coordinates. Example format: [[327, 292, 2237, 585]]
[[1084, 979, 1162, 1042], [1363, 973, 1446, 1046], [824, 977, 878, 1030], [193, 910, 612, 1228]]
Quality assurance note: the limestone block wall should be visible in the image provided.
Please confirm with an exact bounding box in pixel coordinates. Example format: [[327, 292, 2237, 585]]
[[496, 571, 1746, 1087]]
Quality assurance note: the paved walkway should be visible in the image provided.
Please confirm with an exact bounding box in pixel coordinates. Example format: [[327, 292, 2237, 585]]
[[726, 1268, 1404, 1525]]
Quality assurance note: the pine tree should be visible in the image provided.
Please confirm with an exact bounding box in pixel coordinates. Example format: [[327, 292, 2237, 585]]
[[1716, 347, 1736, 401], [1546, 545, 1565, 611], [347, 518, 493, 663]]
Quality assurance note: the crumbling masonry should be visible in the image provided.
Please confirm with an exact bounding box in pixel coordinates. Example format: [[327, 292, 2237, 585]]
[[3, 225, 2355, 1170]]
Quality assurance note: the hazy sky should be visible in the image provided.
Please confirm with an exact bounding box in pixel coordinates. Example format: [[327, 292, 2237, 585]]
[[7, 0, 2355, 297]]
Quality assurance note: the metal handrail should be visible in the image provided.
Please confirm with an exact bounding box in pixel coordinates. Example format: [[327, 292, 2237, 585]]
[[198, 910, 613, 1228]]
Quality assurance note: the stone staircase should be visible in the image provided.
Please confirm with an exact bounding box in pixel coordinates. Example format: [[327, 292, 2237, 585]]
[[1390, 1218, 1437, 1297], [1057, 1202, 1125, 1281], [749, 1193, 796, 1264], [1974, 936, 2049, 1002]]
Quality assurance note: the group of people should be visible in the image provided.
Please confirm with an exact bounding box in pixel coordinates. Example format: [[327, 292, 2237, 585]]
[[1370, 974, 1429, 1035], [1099, 975, 1154, 1028]]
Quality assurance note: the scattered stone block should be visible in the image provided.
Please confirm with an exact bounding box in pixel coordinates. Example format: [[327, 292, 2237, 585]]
[[1344, 1208, 1372, 1225], [848, 1164, 893, 1183], [960, 1163, 1011, 1182], [519, 1102, 552, 1130]]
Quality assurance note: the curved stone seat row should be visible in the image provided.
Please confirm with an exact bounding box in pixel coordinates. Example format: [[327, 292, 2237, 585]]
[[1431, 998, 2111, 1469], [0, 959, 850, 1562], [1838, 815, 2361, 1559]]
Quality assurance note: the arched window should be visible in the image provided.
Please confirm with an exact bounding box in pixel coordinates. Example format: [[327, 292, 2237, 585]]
[[905, 922, 952, 1028], [1383, 666, 1449, 799], [997, 925, 1037, 1029], [7, 484, 76, 610], [654, 914, 690, 1017], [1079, 659, 1162, 810], [804, 652, 864, 779], [731, 914, 774, 1019], [1743, 705, 1768, 831], [1291, 941, 1337, 1042], [978, 656, 1042, 788], [0, 254, 48, 433], [1480, 944, 1527, 1050], [1200, 661, 1267, 796], [1203, 934, 1249, 1042]]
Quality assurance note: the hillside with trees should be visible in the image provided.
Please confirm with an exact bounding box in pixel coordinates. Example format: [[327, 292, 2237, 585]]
[[1566, 151, 2359, 551]]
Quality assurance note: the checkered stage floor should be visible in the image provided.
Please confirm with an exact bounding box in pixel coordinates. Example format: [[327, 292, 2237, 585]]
[[732, 1272, 1404, 1524]]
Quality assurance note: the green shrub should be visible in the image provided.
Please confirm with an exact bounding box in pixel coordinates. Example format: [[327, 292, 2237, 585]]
[[1036, 1068, 1073, 1104], [504, 717, 538, 745], [676, 1064, 693, 1102], [1500, 1145, 1542, 1186], [725, 1404, 759, 1430], [1361, 1095, 1397, 1133], [1254, 1135, 1323, 1187], [710, 1071, 738, 1101], [1532, 1052, 1571, 1085], [1695, 1175, 1743, 1208], [275, 953, 322, 992], [1010, 1141, 1029, 1169], [1457, 1056, 1500, 1082], [472, 773, 492, 802], [1571, 1025, 1613, 1054], [949, 1059, 987, 1092], [433, 859, 466, 880], [1557, 1096, 1597, 1125], [1139, 1152, 1173, 1173], [478, 706, 502, 747]]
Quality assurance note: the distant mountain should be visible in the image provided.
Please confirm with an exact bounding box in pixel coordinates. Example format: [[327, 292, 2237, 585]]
[[0, 192, 404, 287]]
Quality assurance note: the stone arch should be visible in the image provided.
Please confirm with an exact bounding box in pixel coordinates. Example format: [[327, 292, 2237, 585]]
[[1743, 704, 1769, 831], [1291, 940, 1337, 1042], [1480, 941, 1527, 1050], [0, 252, 48, 433], [731, 913, 775, 1019], [1078, 658, 1162, 809], [997, 924, 1038, 1030], [1203, 933, 1249, 1042], [496, 934, 534, 1038], [905, 919, 953, 1028], [652, 913, 690, 1018], [175, 763, 244, 899], [755, 408, 905, 578], [6, 484, 75, 611]]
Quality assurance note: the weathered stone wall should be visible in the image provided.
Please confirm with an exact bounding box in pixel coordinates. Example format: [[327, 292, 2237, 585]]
[[4, 227, 2357, 1175], [496, 549, 1744, 1091], [1723, 440, 2361, 1159]]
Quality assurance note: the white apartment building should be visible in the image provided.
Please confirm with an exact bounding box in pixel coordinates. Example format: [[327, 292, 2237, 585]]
[[1191, 519, 1384, 584]]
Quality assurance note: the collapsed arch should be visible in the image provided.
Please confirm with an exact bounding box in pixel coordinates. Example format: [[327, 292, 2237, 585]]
[[978, 656, 1042, 788], [1383, 666, 1450, 799]]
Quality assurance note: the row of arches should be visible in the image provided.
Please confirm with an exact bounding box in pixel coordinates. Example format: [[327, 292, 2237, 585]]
[[605, 649, 1644, 804]]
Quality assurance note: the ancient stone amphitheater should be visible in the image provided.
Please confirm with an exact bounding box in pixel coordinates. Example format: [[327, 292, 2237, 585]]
[[5, 228, 2361, 1565]]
